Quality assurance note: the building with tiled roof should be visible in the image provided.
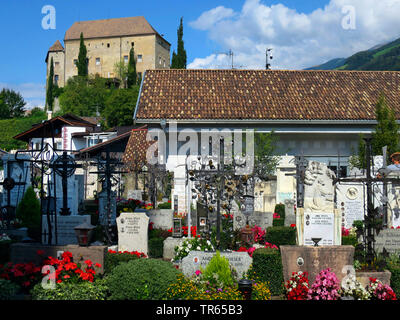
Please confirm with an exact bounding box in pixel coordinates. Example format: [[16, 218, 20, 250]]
[[133, 68, 400, 213], [45, 16, 170, 90], [134, 69, 400, 170]]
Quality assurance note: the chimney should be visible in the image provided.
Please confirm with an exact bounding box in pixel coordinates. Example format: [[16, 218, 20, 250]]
[[47, 111, 53, 120]]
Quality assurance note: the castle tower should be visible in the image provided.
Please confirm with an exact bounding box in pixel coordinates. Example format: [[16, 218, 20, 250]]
[[45, 40, 65, 88]]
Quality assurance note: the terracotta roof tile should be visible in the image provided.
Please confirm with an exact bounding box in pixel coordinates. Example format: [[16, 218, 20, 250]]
[[135, 69, 400, 121], [64, 16, 161, 41], [123, 128, 154, 171]]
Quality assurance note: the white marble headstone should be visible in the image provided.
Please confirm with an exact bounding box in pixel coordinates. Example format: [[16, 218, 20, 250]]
[[117, 212, 149, 255]]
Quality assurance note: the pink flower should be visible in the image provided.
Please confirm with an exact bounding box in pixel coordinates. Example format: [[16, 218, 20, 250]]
[[195, 270, 202, 276]]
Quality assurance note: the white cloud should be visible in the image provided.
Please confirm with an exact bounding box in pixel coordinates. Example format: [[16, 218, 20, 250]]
[[188, 0, 400, 70], [189, 6, 236, 30], [0, 82, 45, 109]]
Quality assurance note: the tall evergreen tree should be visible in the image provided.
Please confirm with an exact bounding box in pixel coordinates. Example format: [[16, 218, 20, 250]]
[[127, 45, 137, 88], [46, 57, 55, 111], [77, 32, 88, 76], [171, 17, 187, 69]]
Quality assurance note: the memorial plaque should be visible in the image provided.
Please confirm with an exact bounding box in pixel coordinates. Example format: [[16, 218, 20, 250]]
[[303, 212, 335, 246], [117, 212, 149, 255], [375, 229, 400, 254], [181, 251, 252, 279]]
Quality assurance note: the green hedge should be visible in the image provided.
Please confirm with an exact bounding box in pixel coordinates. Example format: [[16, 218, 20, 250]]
[[388, 265, 400, 298], [249, 248, 284, 296], [272, 218, 285, 227], [0, 279, 20, 300], [0, 240, 13, 264], [0, 115, 46, 151], [106, 258, 181, 300], [149, 237, 164, 258], [265, 226, 296, 247], [104, 251, 141, 274], [31, 278, 109, 300]]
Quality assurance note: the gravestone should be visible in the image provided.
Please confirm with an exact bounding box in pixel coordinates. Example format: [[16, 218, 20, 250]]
[[42, 214, 91, 245], [1, 154, 31, 208], [296, 161, 341, 245], [375, 229, 400, 254], [284, 198, 296, 226], [181, 250, 252, 279], [387, 176, 400, 229], [303, 161, 336, 213], [148, 209, 173, 230], [336, 183, 365, 229], [127, 190, 143, 201], [116, 212, 149, 255], [98, 189, 117, 226]]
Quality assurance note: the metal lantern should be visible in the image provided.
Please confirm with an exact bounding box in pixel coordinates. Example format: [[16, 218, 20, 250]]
[[240, 224, 253, 246], [172, 218, 183, 238], [238, 279, 253, 300], [74, 222, 95, 246]]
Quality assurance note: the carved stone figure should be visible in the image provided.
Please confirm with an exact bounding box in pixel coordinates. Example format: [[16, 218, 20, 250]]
[[304, 161, 336, 213]]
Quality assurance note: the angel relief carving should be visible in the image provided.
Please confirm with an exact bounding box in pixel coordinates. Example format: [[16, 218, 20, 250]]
[[304, 161, 336, 213]]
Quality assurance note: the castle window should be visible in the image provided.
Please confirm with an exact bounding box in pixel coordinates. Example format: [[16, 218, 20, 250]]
[[54, 75, 59, 86], [55, 61, 59, 67], [96, 58, 101, 66], [124, 55, 129, 63], [73, 59, 78, 66], [137, 54, 143, 62], [107, 43, 110, 48]]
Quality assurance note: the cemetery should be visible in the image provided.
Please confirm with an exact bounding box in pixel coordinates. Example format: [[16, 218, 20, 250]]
[[1, 115, 400, 302]]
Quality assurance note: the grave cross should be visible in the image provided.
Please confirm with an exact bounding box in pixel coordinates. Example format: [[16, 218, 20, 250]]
[[50, 151, 82, 216], [90, 148, 127, 245], [0, 160, 28, 227], [285, 153, 308, 208], [333, 138, 400, 266]]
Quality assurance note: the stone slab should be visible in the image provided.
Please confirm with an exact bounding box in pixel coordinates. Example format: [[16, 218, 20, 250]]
[[163, 236, 183, 261], [375, 229, 400, 254], [117, 212, 149, 255], [10, 243, 107, 274], [181, 250, 252, 279], [280, 245, 354, 284], [148, 209, 173, 230]]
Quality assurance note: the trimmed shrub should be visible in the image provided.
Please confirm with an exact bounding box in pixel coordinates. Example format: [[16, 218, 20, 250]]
[[16, 186, 41, 241], [148, 237, 164, 258], [201, 251, 236, 287], [265, 226, 296, 247], [104, 250, 144, 274], [274, 203, 286, 220], [248, 247, 284, 296], [342, 235, 358, 246], [31, 278, 109, 300], [106, 258, 181, 300], [0, 240, 13, 264], [272, 218, 285, 227]]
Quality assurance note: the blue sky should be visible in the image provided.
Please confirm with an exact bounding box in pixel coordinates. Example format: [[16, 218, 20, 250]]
[[0, 0, 399, 109]]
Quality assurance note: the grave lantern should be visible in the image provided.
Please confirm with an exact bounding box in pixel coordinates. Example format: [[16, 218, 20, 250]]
[[172, 218, 183, 238], [74, 222, 95, 246], [238, 279, 253, 300]]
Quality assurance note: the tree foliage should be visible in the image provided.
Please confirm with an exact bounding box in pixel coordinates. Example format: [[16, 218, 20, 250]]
[[0, 88, 26, 119], [46, 57, 55, 111], [58, 76, 114, 116], [77, 33, 88, 77], [171, 17, 187, 69], [351, 94, 399, 168], [254, 130, 280, 176], [102, 86, 139, 128], [127, 46, 137, 88]]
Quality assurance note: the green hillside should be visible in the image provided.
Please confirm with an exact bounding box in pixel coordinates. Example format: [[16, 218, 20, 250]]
[[305, 37, 400, 71], [0, 115, 46, 151]]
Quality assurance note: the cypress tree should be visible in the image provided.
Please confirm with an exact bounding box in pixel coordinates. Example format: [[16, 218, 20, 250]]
[[46, 57, 55, 111], [77, 32, 88, 76], [127, 46, 137, 88], [171, 17, 187, 69]]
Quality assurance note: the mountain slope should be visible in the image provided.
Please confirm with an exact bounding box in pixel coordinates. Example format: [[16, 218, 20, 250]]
[[305, 37, 400, 71]]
